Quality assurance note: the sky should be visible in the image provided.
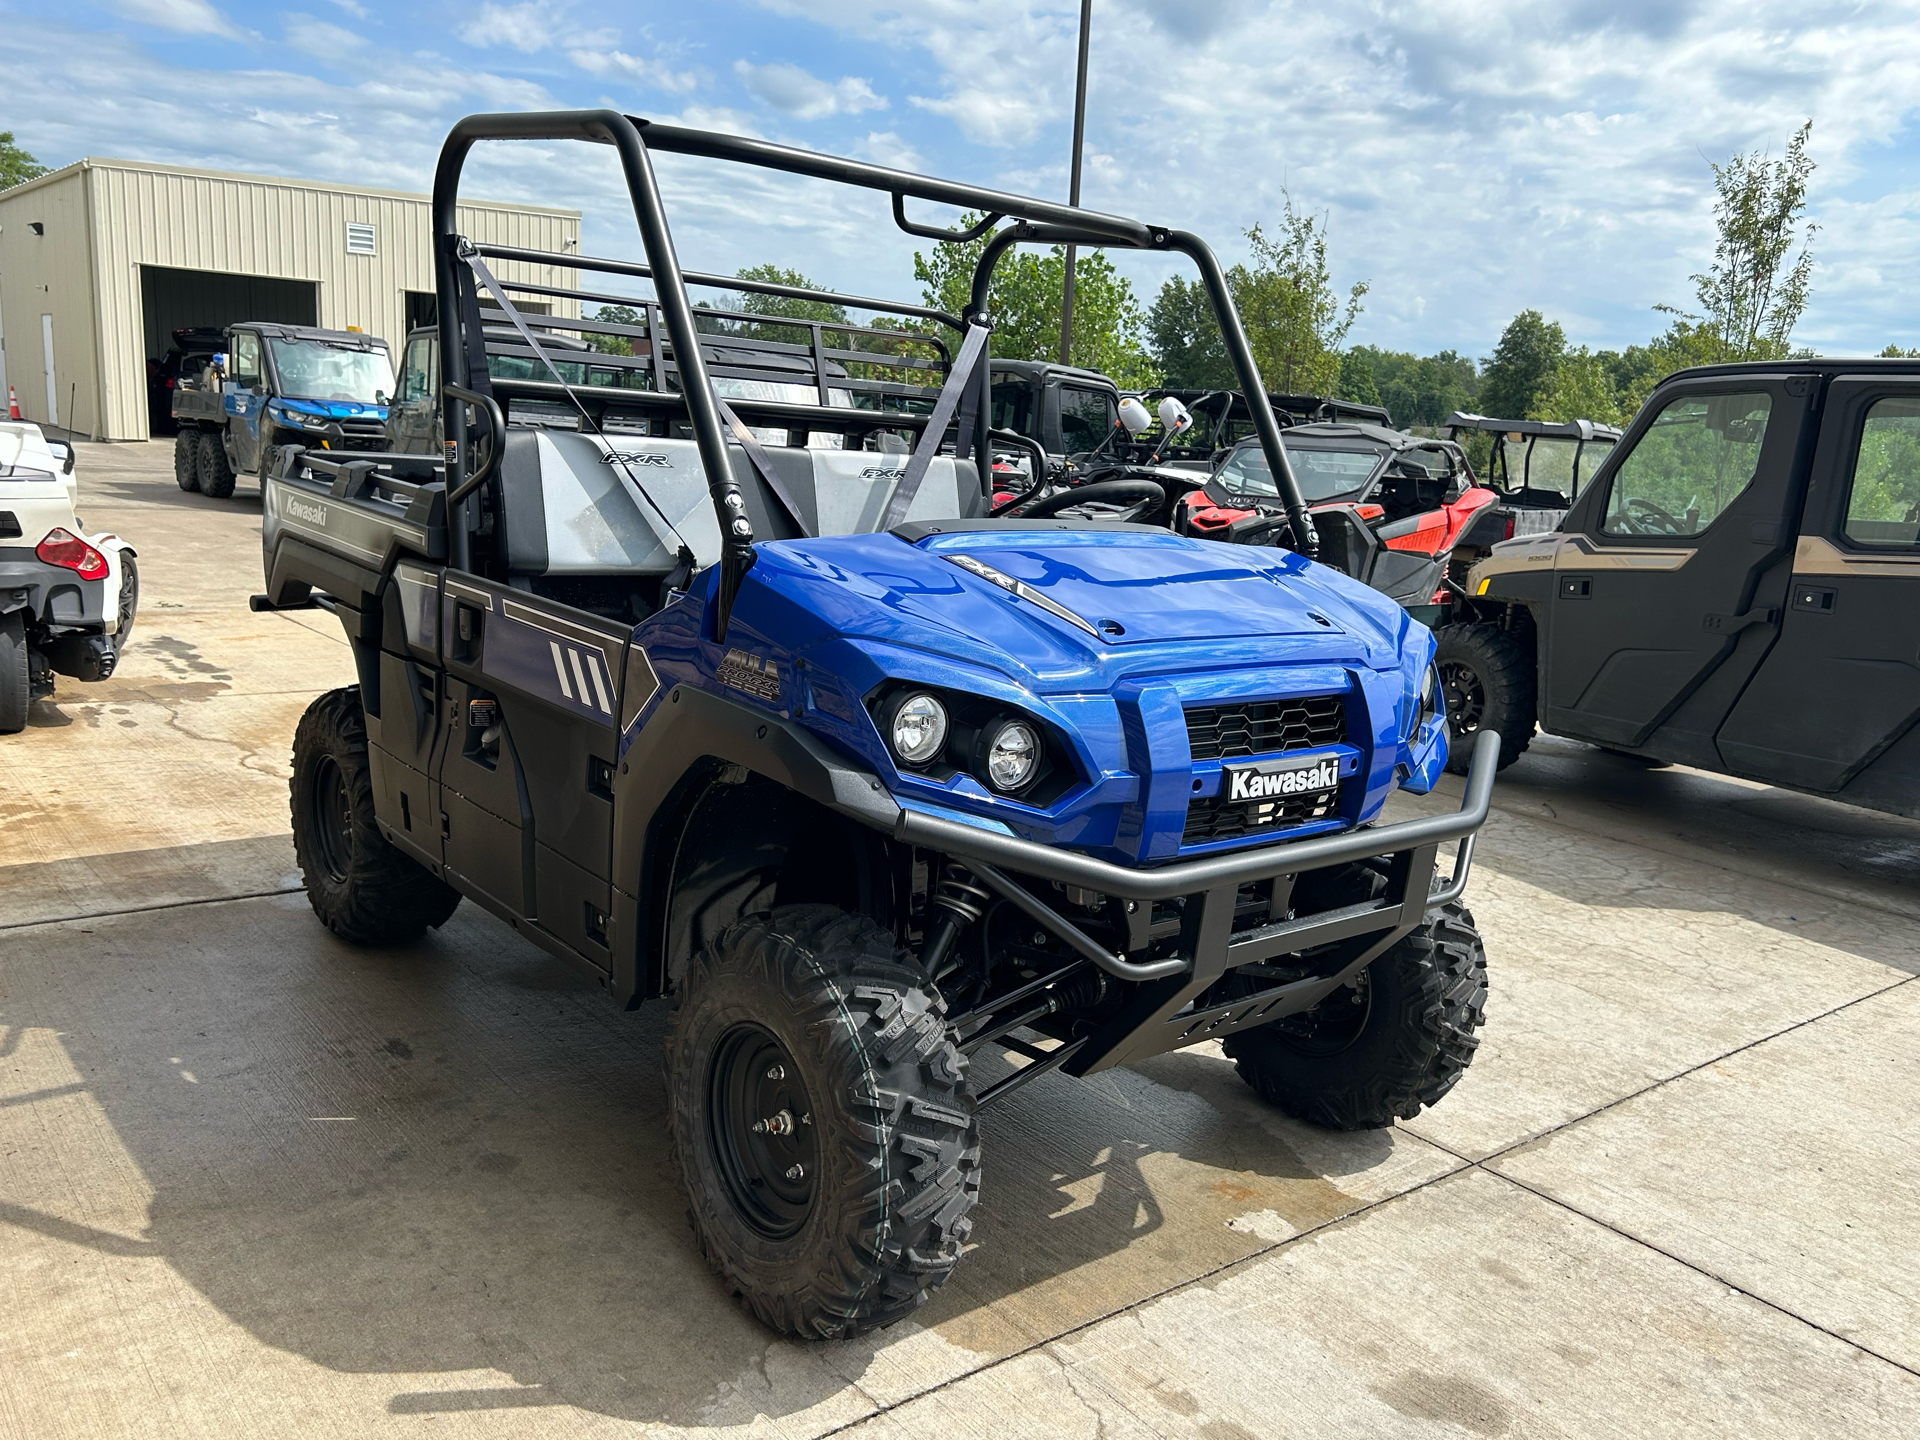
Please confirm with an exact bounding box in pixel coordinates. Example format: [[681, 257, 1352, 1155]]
[[3, 0, 1918, 360]]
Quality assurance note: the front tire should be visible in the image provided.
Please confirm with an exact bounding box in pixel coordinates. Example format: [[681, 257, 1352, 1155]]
[[1224, 900, 1488, 1131], [1435, 622, 1535, 774], [174, 431, 201, 491], [0, 611, 28, 733], [197, 430, 237, 499], [666, 904, 980, 1339], [290, 687, 460, 944]]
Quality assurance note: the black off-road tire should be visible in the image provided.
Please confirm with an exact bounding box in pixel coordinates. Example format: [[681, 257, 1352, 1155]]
[[290, 687, 460, 945], [111, 553, 139, 652], [1224, 901, 1488, 1131], [174, 431, 201, 491], [666, 904, 980, 1339], [1435, 622, 1535, 774], [197, 430, 237, 499], [0, 611, 28, 733]]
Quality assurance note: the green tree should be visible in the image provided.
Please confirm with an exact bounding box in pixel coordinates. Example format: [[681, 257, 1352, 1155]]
[[1231, 200, 1368, 396], [730, 263, 848, 325], [1879, 344, 1920, 358], [914, 219, 1158, 389], [1659, 121, 1816, 363], [1480, 310, 1566, 419], [0, 131, 48, 191], [1145, 275, 1233, 388], [1336, 349, 1380, 407], [584, 303, 640, 356], [1349, 347, 1479, 427]]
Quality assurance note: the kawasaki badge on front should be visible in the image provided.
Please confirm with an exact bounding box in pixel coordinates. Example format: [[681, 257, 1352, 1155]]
[[1226, 752, 1342, 804]]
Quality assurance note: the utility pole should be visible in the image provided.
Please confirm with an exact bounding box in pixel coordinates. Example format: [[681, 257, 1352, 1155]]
[[1058, 0, 1093, 366]]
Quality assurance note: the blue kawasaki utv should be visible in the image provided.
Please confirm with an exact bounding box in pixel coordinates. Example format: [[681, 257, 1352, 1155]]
[[254, 110, 1497, 1339]]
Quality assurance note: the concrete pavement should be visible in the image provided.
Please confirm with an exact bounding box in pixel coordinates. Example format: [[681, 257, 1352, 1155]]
[[1, 441, 1915, 1437]]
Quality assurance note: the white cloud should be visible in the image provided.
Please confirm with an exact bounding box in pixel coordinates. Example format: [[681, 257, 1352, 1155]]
[[735, 61, 886, 120], [571, 49, 701, 96], [326, 0, 370, 17], [459, 1, 566, 52], [855, 131, 923, 172], [283, 15, 369, 61], [107, 0, 243, 38]]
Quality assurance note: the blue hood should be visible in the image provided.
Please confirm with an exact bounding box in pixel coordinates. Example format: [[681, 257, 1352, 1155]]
[[739, 528, 1410, 683], [272, 398, 388, 420]]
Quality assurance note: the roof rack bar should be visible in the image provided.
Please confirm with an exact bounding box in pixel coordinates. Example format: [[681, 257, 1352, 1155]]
[[634, 120, 1155, 249], [474, 241, 963, 332]]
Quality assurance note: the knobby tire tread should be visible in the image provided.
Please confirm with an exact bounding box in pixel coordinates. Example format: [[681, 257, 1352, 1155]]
[[290, 687, 460, 945], [1437, 621, 1536, 773], [665, 904, 980, 1339], [1224, 900, 1488, 1131]]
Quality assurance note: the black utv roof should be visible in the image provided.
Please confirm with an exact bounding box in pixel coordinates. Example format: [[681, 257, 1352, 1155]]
[[1262, 421, 1452, 453], [992, 359, 1120, 390], [1155, 387, 1393, 428], [1444, 412, 1620, 441], [232, 322, 389, 350]]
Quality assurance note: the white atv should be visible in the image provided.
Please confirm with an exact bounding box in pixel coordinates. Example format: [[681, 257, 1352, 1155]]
[[0, 423, 138, 732]]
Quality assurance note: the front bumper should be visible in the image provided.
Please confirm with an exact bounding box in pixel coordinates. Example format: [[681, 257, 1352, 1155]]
[[894, 727, 1500, 1074]]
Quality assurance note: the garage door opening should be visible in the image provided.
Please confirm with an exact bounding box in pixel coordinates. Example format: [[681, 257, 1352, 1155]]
[[141, 266, 319, 434]]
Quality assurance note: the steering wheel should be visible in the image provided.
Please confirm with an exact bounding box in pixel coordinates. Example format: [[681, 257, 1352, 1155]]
[[1626, 496, 1686, 534], [1015, 478, 1166, 524]]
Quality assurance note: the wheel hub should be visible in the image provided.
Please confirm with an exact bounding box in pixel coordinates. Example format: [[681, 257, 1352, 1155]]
[[310, 754, 354, 882], [1438, 659, 1486, 734], [709, 1025, 817, 1238]]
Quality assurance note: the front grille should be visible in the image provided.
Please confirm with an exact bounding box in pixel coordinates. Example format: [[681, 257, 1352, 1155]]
[[1182, 788, 1342, 845], [1185, 694, 1345, 761]]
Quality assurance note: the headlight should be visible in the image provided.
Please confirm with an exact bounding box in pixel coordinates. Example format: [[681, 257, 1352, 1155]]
[[981, 718, 1040, 792], [1416, 663, 1439, 734], [888, 692, 948, 765]]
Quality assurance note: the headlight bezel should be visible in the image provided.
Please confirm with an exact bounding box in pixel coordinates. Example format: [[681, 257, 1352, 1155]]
[[865, 682, 1072, 803]]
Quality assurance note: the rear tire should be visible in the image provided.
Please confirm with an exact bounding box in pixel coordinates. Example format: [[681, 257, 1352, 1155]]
[[666, 904, 980, 1339], [1224, 900, 1488, 1131], [111, 554, 139, 652], [175, 432, 201, 491], [1435, 622, 1535, 774], [291, 687, 460, 944], [0, 612, 29, 734], [197, 430, 237, 499]]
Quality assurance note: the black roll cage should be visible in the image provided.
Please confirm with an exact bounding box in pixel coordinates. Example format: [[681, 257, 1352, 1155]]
[[431, 110, 1316, 626]]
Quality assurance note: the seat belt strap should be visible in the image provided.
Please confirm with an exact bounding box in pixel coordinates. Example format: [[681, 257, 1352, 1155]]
[[878, 322, 989, 531], [714, 397, 813, 539]]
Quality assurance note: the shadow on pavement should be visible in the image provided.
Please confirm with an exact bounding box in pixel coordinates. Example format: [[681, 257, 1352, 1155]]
[[5, 894, 1413, 1428]]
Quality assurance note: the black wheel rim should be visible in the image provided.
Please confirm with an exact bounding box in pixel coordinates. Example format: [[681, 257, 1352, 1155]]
[[708, 1024, 817, 1239], [1439, 659, 1486, 736], [309, 754, 354, 883], [1269, 969, 1372, 1055]]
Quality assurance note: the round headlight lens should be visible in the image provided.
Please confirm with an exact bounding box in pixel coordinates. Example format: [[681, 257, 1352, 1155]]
[[889, 692, 948, 764], [984, 719, 1040, 792]]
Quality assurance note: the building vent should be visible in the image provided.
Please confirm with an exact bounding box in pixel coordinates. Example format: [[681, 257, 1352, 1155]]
[[345, 222, 376, 256]]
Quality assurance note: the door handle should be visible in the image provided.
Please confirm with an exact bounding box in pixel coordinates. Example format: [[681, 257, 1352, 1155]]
[[1702, 607, 1777, 634]]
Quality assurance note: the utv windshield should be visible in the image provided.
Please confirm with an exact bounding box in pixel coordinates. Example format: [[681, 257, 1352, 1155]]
[[268, 339, 395, 404], [1215, 437, 1388, 503]]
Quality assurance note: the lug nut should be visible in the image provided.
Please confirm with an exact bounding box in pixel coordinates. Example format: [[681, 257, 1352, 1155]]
[[761, 1109, 795, 1136], [785, 1164, 805, 1181], [766, 1063, 785, 1080]]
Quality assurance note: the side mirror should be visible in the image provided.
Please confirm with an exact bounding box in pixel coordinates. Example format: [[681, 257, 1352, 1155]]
[[1117, 396, 1152, 435], [1157, 396, 1193, 434]]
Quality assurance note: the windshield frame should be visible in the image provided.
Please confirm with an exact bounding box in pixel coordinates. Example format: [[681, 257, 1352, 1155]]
[[265, 337, 395, 405], [1212, 435, 1390, 504]]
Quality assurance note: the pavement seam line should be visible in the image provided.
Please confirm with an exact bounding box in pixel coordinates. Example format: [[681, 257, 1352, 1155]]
[[1470, 1166, 1920, 1383], [1446, 970, 1918, 1170], [812, 1155, 1474, 1437], [0, 886, 304, 932], [816, 978, 1920, 1433]]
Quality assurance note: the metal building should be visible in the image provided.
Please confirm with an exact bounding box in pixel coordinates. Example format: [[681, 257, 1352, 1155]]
[[0, 158, 580, 441]]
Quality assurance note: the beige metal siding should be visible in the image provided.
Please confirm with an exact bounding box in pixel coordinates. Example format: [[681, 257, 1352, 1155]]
[[0, 169, 100, 437], [7, 158, 580, 439]]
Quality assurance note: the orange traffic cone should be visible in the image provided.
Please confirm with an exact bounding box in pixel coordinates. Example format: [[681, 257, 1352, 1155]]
[[6, 387, 19, 420]]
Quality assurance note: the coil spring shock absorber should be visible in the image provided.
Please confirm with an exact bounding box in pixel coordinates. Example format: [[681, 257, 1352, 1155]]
[[921, 863, 991, 980]]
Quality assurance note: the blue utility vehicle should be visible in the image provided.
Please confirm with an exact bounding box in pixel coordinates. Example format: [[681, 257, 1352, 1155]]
[[172, 323, 392, 498], [253, 111, 1497, 1338]]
